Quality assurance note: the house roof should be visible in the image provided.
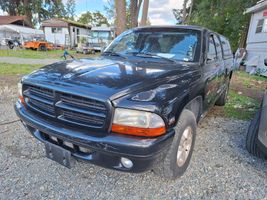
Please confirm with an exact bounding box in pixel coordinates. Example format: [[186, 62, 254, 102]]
[[245, 0, 267, 14], [0, 15, 31, 27], [42, 18, 91, 29], [0, 24, 43, 35]]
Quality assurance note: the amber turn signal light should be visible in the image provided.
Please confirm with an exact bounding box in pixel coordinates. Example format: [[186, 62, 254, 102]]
[[111, 124, 166, 137], [19, 95, 26, 106]]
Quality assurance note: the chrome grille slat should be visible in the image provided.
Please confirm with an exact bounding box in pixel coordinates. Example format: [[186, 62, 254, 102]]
[[56, 101, 106, 118], [60, 94, 106, 111], [23, 84, 108, 129]]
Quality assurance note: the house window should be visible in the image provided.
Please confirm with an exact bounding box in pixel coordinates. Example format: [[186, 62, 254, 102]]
[[255, 19, 267, 33], [52, 27, 62, 33]]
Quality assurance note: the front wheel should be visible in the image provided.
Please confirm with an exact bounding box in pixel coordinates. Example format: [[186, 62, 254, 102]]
[[246, 111, 265, 158], [153, 109, 197, 179]]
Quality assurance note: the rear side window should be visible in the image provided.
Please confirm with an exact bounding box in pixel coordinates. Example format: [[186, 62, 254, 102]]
[[207, 35, 217, 61], [220, 36, 232, 58], [213, 35, 223, 59]]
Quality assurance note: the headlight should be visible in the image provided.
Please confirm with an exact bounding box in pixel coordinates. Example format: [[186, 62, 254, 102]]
[[111, 108, 166, 137], [18, 82, 22, 96]]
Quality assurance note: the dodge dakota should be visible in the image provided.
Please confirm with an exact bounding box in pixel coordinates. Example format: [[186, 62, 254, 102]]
[[15, 26, 234, 179]]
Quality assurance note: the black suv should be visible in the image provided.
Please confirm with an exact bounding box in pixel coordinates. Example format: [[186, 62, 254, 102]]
[[15, 26, 234, 179]]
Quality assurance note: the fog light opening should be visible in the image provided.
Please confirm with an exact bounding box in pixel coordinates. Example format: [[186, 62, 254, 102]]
[[121, 157, 133, 169]]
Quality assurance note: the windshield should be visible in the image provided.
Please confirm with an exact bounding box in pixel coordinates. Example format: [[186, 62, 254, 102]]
[[105, 29, 201, 62]]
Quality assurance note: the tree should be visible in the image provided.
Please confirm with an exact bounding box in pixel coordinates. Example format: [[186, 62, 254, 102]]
[[0, 0, 21, 16], [140, 0, 149, 26], [187, 0, 258, 50], [129, 0, 143, 28], [0, 0, 71, 27], [78, 11, 109, 26], [173, 0, 193, 24], [65, 0, 76, 20], [115, 0, 126, 35], [173, 0, 258, 50]]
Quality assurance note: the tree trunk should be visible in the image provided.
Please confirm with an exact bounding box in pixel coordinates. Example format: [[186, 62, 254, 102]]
[[140, 0, 149, 26], [115, 0, 126, 36], [187, 0, 194, 22], [182, 0, 189, 24], [130, 0, 137, 28], [130, 0, 143, 28], [23, 0, 33, 27]]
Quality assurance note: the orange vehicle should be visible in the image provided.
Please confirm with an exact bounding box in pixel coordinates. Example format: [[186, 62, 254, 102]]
[[23, 40, 53, 51]]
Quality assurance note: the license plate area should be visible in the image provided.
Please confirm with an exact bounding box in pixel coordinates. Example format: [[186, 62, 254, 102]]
[[45, 142, 74, 168]]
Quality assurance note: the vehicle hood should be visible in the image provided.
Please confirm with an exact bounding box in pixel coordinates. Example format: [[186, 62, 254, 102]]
[[24, 57, 196, 101]]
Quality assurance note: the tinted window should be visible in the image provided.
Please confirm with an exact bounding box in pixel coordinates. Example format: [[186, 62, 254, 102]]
[[214, 35, 223, 59], [105, 29, 201, 62], [207, 35, 217, 61], [220, 36, 232, 58]]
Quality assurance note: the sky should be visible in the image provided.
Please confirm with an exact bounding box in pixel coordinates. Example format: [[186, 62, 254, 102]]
[[0, 0, 183, 25], [73, 0, 183, 25]]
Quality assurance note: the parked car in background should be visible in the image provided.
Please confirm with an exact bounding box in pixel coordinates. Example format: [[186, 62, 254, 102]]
[[15, 26, 234, 179], [76, 35, 95, 54], [89, 26, 114, 51], [246, 59, 267, 159]]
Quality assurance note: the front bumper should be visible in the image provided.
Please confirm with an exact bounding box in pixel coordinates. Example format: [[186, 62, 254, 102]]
[[15, 101, 175, 172]]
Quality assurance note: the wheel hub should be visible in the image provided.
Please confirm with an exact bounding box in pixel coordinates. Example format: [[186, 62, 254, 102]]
[[177, 126, 193, 167]]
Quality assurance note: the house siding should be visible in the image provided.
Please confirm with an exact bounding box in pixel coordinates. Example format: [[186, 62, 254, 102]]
[[44, 27, 70, 46], [246, 9, 267, 76], [44, 26, 90, 47]]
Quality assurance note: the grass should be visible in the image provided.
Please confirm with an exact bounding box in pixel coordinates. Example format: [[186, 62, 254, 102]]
[[222, 90, 261, 120], [235, 70, 267, 82], [0, 49, 99, 59], [0, 63, 43, 75]]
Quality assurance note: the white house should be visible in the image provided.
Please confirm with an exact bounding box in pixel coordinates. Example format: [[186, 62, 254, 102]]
[[41, 18, 91, 47], [0, 16, 44, 43], [245, 0, 267, 76]]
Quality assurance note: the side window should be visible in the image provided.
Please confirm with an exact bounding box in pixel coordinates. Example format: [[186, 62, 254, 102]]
[[207, 35, 217, 61], [214, 35, 223, 59], [220, 36, 232, 58]]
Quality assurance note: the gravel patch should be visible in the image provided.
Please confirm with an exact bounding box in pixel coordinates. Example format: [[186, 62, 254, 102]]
[[0, 94, 266, 200]]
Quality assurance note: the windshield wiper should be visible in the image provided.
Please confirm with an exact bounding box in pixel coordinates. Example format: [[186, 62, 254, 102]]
[[102, 51, 126, 59], [131, 52, 177, 63]]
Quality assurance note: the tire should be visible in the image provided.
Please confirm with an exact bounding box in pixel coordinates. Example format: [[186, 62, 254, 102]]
[[153, 109, 197, 179], [215, 80, 230, 106], [246, 111, 265, 158], [38, 45, 47, 51]]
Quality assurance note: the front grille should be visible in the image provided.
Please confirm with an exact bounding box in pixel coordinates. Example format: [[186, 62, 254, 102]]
[[23, 84, 109, 130]]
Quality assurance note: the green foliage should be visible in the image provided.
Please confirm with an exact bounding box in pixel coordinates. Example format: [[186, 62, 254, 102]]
[[0, 0, 76, 27], [187, 0, 258, 51], [65, 0, 76, 20], [78, 11, 109, 26], [104, 0, 132, 28]]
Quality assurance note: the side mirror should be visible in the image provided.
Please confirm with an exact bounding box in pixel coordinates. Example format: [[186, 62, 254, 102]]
[[264, 58, 267, 66]]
